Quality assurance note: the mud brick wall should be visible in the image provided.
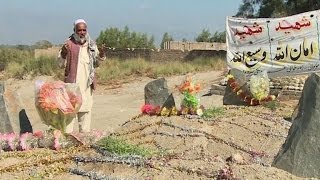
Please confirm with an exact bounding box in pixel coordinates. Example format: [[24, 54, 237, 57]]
[[34, 47, 227, 62], [184, 50, 226, 60], [104, 49, 226, 61], [163, 41, 226, 51]]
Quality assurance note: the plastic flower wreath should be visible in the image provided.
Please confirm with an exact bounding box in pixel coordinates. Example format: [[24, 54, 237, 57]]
[[177, 76, 202, 115], [35, 81, 82, 133], [226, 74, 275, 105]]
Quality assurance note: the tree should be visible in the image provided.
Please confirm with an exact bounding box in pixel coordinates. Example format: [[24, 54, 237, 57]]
[[235, 0, 258, 18], [236, 0, 320, 18], [160, 32, 174, 49], [195, 29, 226, 43], [148, 36, 156, 49], [195, 29, 211, 42], [258, 0, 286, 17], [210, 31, 226, 43], [182, 38, 188, 42], [96, 26, 155, 48], [286, 0, 320, 15]]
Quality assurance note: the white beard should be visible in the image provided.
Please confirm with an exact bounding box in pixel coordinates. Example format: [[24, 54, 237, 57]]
[[73, 34, 87, 44]]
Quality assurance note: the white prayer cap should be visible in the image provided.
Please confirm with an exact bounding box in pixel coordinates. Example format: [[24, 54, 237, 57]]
[[74, 19, 87, 26]]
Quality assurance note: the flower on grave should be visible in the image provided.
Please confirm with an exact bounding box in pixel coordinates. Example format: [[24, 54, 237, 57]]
[[160, 107, 171, 116], [0, 133, 18, 151], [249, 71, 270, 101], [196, 108, 203, 116], [141, 104, 161, 115], [171, 107, 178, 116], [177, 75, 201, 95], [177, 76, 202, 114], [226, 72, 276, 106], [35, 81, 82, 133], [19, 132, 32, 150]]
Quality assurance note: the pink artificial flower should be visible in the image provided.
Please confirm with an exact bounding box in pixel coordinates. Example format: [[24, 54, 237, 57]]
[[141, 104, 153, 114], [19, 133, 31, 150], [33, 131, 43, 138], [69, 132, 84, 145], [91, 129, 107, 140], [141, 104, 161, 115], [5, 133, 17, 151]]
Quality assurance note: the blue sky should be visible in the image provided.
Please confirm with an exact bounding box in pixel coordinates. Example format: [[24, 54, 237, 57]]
[[0, 0, 242, 46]]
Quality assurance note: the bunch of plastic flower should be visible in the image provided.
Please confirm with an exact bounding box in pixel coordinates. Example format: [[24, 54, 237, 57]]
[[141, 104, 161, 115], [226, 74, 275, 105], [0, 129, 108, 151], [35, 81, 82, 133], [177, 76, 202, 115]]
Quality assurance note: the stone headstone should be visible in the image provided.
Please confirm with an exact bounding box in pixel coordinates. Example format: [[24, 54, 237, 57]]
[[161, 93, 176, 109], [229, 68, 248, 87], [272, 73, 320, 178], [291, 101, 299, 122], [144, 78, 170, 106], [223, 69, 248, 106], [0, 82, 13, 133], [19, 109, 33, 134], [223, 85, 248, 106]]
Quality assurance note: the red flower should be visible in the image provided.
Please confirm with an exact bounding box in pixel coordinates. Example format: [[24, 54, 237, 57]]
[[250, 99, 259, 106], [33, 131, 43, 138], [141, 104, 155, 115], [227, 78, 235, 84], [229, 82, 237, 89], [265, 96, 273, 101], [232, 86, 241, 92], [153, 106, 161, 115], [141, 104, 162, 115], [244, 96, 252, 103], [226, 75, 276, 106], [239, 92, 246, 99]]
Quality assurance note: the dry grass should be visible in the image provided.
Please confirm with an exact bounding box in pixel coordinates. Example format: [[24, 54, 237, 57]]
[[96, 57, 226, 83], [5, 56, 60, 79], [3, 54, 226, 84]]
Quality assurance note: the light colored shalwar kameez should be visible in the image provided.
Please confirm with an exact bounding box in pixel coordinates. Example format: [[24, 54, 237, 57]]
[[65, 42, 93, 133]]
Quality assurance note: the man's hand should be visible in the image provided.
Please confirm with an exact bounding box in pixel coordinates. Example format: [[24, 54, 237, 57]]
[[61, 44, 69, 59], [98, 44, 106, 59]]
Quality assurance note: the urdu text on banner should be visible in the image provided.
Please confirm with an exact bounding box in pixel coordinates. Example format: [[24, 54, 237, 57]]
[[226, 10, 320, 77]]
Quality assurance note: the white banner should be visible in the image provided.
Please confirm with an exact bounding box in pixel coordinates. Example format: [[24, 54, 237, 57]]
[[226, 10, 320, 77]]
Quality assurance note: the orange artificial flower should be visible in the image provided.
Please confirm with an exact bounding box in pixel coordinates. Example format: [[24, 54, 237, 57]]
[[177, 76, 201, 95]]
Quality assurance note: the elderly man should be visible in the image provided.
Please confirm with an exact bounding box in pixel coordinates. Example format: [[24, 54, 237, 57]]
[[58, 19, 105, 133]]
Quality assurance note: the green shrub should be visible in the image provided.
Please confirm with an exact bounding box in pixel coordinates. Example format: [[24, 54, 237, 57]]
[[5, 56, 59, 79], [0, 48, 33, 71], [24, 56, 59, 76], [97, 136, 154, 157], [202, 106, 225, 120], [263, 100, 280, 111], [5, 62, 24, 79]]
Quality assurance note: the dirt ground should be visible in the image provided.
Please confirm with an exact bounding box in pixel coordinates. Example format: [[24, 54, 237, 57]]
[[0, 71, 309, 179], [4, 71, 223, 133]]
